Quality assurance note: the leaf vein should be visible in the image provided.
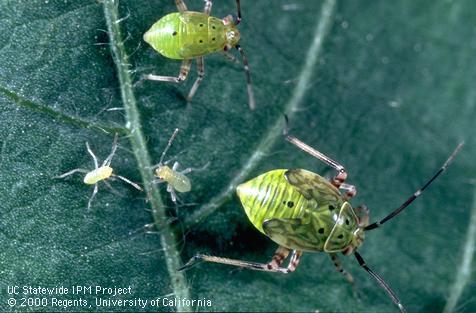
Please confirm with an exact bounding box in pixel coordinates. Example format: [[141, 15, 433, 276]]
[[0, 85, 127, 134], [443, 185, 476, 313], [102, 0, 191, 309]]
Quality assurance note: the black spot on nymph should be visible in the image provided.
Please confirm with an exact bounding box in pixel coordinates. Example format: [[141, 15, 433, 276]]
[[338, 234, 344, 239], [172, 31, 178, 36], [329, 205, 336, 211], [345, 219, 350, 225], [318, 228, 324, 234], [287, 201, 294, 208], [199, 39, 203, 43]]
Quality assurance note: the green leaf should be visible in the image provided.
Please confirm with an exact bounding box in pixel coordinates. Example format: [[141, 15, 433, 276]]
[[0, 0, 475, 312]]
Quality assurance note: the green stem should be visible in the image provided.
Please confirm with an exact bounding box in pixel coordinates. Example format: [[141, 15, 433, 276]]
[[102, 1, 191, 310]]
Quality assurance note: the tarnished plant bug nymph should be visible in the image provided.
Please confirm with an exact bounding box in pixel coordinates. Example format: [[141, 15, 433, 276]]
[[56, 134, 142, 210], [151, 128, 208, 203], [142, 0, 255, 109], [179, 118, 464, 313]]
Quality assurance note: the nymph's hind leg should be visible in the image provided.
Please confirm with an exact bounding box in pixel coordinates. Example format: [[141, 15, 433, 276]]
[[179, 246, 302, 274], [144, 59, 192, 83], [175, 0, 187, 12], [186, 57, 205, 102], [329, 253, 354, 285], [203, 0, 212, 15]]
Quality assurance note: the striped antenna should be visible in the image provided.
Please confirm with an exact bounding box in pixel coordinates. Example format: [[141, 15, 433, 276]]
[[159, 128, 180, 165], [365, 142, 464, 231]]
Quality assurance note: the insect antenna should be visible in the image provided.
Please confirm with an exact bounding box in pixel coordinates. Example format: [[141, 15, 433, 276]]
[[158, 128, 180, 166], [103, 133, 119, 166], [235, 45, 255, 110], [354, 252, 407, 313], [234, 0, 242, 25], [365, 142, 464, 231]]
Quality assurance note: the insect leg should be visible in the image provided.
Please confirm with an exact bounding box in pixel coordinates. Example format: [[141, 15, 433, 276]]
[[103, 133, 119, 166], [167, 183, 178, 203], [235, 0, 242, 24], [221, 51, 239, 64], [329, 253, 354, 285], [284, 250, 302, 273], [283, 116, 347, 188], [180, 161, 210, 175], [87, 184, 99, 210], [144, 59, 192, 83], [179, 250, 295, 274], [339, 182, 357, 200], [186, 57, 205, 102], [266, 246, 290, 269], [354, 252, 407, 313], [235, 45, 255, 110], [203, 0, 212, 15], [85, 142, 99, 169], [174, 0, 187, 12], [111, 174, 143, 191], [365, 142, 463, 231], [103, 180, 124, 197], [55, 168, 89, 179]]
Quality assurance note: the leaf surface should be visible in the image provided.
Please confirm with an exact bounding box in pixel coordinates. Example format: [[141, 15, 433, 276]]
[[0, 0, 475, 312]]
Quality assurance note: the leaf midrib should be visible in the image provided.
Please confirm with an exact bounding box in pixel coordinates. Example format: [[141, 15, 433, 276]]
[[102, 1, 191, 311]]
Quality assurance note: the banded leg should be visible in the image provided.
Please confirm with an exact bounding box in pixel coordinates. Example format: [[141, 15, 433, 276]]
[[179, 246, 302, 274], [187, 57, 205, 102], [203, 0, 212, 15], [235, 45, 255, 110], [266, 246, 290, 270], [222, 51, 239, 64], [283, 116, 347, 188], [286, 250, 303, 273], [340, 182, 357, 200], [175, 0, 187, 12], [144, 59, 192, 83], [329, 253, 354, 284], [235, 0, 242, 24]]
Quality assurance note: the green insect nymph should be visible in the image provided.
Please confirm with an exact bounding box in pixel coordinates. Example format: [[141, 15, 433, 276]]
[[237, 169, 365, 254], [180, 119, 464, 313], [143, 0, 255, 109]]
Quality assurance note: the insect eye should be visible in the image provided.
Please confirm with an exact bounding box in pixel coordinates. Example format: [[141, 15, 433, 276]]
[[226, 31, 235, 41]]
